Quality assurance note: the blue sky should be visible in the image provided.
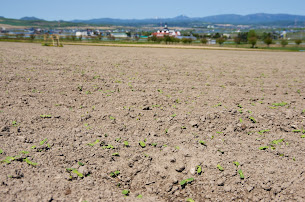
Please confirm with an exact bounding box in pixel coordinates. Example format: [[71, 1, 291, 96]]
[[1, 0, 304, 20]]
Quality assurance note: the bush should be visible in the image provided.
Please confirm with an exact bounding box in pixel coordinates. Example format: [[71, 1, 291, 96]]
[[71, 35, 76, 41], [281, 39, 288, 47], [78, 35, 82, 41], [216, 37, 225, 46], [181, 38, 192, 44], [264, 37, 273, 47], [295, 39, 302, 46], [200, 38, 207, 44]]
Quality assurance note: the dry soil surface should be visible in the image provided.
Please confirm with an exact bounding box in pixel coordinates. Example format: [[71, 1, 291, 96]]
[[0, 42, 305, 202]]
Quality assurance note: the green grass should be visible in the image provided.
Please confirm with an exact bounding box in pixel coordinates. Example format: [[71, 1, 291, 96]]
[[272, 102, 288, 106], [217, 164, 224, 171]]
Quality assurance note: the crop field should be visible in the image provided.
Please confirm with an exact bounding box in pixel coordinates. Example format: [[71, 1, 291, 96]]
[[0, 42, 305, 201]]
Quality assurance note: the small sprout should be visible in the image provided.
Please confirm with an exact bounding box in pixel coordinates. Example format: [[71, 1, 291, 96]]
[[233, 161, 240, 167], [292, 129, 301, 133], [137, 194, 143, 199], [1, 156, 16, 164], [122, 189, 129, 196], [31, 145, 36, 149], [23, 158, 38, 166], [20, 151, 29, 154], [301, 135, 305, 138], [109, 116, 115, 120], [115, 137, 121, 142], [217, 149, 224, 154], [12, 121, 18, 127], [0, 149, 3, 154], [302, 109, 305, 114], [237, 104, 243, 108], [293, 157, 296, 161], [186, 198, 195, 202], [239, 118, 243, 123], [171, 114, 177, 117], [103, 144, 114, 149], [249, 116, 256, 123], [110, 170, 120, 177], [112, 152, 119, 156], [238, 169, 244, 179], [40, 138, 48, 145], [197, 165, 202, 175], [123, 141, 129, 147], [72, 169, 83, 178], [87, 139, 100, 146], [179, 177, 194, 187], [271, 139, 284, 145], [151, 143, 157, 147], [175, 146, 180, 150], [259, 146, 269, 150], [258, 129, 270, 135], [40, 114, 52, 118], [272, 102, 288, 107], [199, 140, 206, 145], [217, 164, 224, 171], [139, 141, 146, 148], [78, 161, 84, 166]]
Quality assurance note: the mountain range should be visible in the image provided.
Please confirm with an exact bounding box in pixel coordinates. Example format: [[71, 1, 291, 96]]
[[70, 13, 305, 26], [1, 13, 305, 28]]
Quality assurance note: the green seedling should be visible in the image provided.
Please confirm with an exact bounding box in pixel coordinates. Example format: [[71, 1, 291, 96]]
[[272, 102, 288, 107], [258, 129, 270, 135], [175, 146, 180, 150], [259, 146, 269, 150], [31, 145, 36, 149], [122, 189, 129, 196], [110, 170, 120, 177], [123, 141, 129, 147], [217, 149, 224, 154], [301, 135, 305, 138], [40, 138, 48, 145], [271, 139, 284, 145], [249, 117, 256, 123], [233, 161, 240, 167], [87, 139, 100, 146], [302, 109, 305, 114], [292, 129, 301, 133], [0, 149, 3, 154], [137, 194, 143, 199], [66, 168, 84, 178], [103, 144, 114, 149], [151, 143, 157, 147], [20, 151, 29, 154], [198, 140, 206, 145], [40, 115, 52, 118], [197, 165, 202, 175], [238, 169, 244, 179], [23, 158, 38, 166], [112, 152, 119, 156], [186, 198, 195, 202], [109, 116, 115, 120], [171, 114, 177, 117], [139, 141, 146, 148], [78, 161, 84, 166], [217, 164, 224, 171], [238, 109, 243, 114], [237, 104, 243, 108], [12, 121, 18, 127], [239, 118, 243, 123], [180, 178, 194, 187], [115, 137, 121, 142], [1, 156, 16, 164]]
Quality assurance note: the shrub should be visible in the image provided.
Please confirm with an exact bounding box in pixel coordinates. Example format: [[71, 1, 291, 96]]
[[281, 39, 288, 47], [264, 37, 273, 47], [248, 37, 257, 48], [216, 37, 225, 46], [295, 39, 302, 46], [200, 38, 208, 44]]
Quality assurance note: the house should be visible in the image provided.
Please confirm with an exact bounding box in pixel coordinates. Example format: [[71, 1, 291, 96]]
[[110, 33, 128, 38], [152, 24, 181, 37]]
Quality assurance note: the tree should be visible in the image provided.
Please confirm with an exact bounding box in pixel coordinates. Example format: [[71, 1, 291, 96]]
[[248, 30, 257, 48], [29, 34, 36, 41], [200, 38, 207, 44], [281, 39, 288, 47], [295, 39, 302, 46], [216, 37, 225, 46], [181, 38, 192, 44], [234, 37, 241, 44], [78, 35, 82, 41], [248, 37, 257, 48], [264, 37, 273, 47], [71, 35, 76, 41]]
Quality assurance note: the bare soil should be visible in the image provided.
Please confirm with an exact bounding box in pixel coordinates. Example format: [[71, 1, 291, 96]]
[[0, 42, 305, 202]]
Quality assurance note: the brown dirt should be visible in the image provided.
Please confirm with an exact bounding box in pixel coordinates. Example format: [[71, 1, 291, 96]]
[[0, 42, 305, 201]]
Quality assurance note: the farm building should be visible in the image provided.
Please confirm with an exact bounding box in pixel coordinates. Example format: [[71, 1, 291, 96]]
[[152, 24, 181, 37]]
